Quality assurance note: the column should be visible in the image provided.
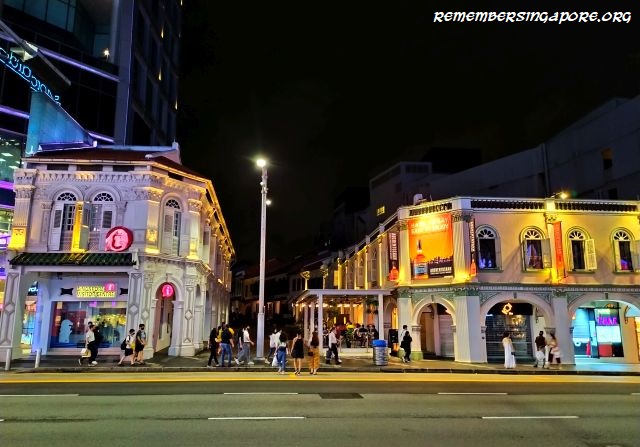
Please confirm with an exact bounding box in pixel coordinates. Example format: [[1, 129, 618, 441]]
[[397, 287, 412, 334], [0, 271, 24, 361], [398, 220, 411, 284], [317, 294, 323, 348], [453, 293, 484, 362], [552, 296, 575, 364], [304, 303, 309, 341], [410, 324, 422, 360], [168, 300, 186, 356]]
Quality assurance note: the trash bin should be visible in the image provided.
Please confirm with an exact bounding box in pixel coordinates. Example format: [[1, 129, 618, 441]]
[[372, 339, 388, 366]]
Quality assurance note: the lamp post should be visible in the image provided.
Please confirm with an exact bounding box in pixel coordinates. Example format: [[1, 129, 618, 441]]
[[256, 158, 268, 360]]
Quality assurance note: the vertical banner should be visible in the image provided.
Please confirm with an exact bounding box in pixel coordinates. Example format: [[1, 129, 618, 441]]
[[387, 231, 399, 281], [468, 218, 477, 277], [553, 221, 565, 279], [408, 213, 454, 279]]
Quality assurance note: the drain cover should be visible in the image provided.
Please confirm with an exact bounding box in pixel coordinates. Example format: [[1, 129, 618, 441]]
[[319, 393, 363, 399]]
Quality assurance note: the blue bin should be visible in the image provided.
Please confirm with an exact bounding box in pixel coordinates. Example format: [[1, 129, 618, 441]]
[[372, 339, 387, 348], [372, 339, 388, 366]]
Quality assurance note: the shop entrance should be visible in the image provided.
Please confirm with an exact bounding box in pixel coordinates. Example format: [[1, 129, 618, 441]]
[[153, 283, 176, 352], [572, 302, 628, 359], [485, 302, 534, 361], [419, 304, 454, 358], [21, 282, 39, 353]]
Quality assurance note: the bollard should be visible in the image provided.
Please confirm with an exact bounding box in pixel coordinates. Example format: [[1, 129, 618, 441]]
[[35, 348, 41, 368], [4, 349, 10, 371]]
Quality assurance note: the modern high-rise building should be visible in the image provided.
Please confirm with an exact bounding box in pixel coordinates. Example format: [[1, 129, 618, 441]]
[[0, 0, 181, 159]]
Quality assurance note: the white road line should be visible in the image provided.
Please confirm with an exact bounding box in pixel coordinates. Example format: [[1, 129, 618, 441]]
[[208, 417, 305, 420], [438, 392, 507, 395], [631, 393, 640, 395], [223, 392, 299, 395], [0, 394, 79, 397], [482, 416, 579, 420], [0, 419, 4, 422]]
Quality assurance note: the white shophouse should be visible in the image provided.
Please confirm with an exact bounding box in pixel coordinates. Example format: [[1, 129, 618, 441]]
[[0, 145, 234, 361], [297, 196, 640, 364]]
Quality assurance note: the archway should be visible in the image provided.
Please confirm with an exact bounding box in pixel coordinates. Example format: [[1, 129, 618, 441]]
[[153, 282, 176, 352], [412, 296, 456, 358], [569, 293, 640, 363], [480, 293, 554, 362]]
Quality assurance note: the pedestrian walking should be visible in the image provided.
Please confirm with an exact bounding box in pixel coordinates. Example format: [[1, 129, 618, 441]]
[[133, 323, 147, 365], [308, 331, 320, 375], [502, 332, 516, 369], [326, 327, 342, 365], [235, 325, 255, 366], [207, 325, 220, 367], [291, 331, 304, 375], [276, 331, 289, 375], [265, 327, 280, 364], [118, 329, 136, 366], [548, 333, 562, 367], [219, 324, 235, 367], [78, 322, 98, 366], [533, 330, 546, 368], [400, 331, 412, 363]]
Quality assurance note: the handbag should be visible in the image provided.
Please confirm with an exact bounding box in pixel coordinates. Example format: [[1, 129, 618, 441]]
[[271, 355, 278, 367], [80, 347, 90, 357]]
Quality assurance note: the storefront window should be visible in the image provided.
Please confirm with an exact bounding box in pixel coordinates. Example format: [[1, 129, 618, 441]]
[[49, 301, 127, 348]]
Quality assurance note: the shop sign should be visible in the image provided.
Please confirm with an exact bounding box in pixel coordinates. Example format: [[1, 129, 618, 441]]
[[0, 231, 10, 250], [468, 218, 477, 276], [76, 284, 117, 298], [387, 231, 399, 281], [161, 283, 175, 298], [0, 47, 61, 104], [553, 222, 565, 279], [501, 302, 514, 315], [597, 316, 619, 326], [105, 226, 133, 252], [407, 213, 453, 279]]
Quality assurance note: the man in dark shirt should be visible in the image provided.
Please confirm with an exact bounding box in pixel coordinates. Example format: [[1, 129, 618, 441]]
[[219, 324, 235, 367], [534, 330, 546, 368], [207, 325, 220, 367]]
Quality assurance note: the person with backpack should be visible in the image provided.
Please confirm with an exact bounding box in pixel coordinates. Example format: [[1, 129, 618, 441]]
[[400, 331, 412, 363], [78, 322, 99, 366], [118, 329, 136, 366], [207, 325, 221, 367]]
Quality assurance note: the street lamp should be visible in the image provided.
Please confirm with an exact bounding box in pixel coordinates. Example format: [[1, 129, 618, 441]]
[[256, 158, 268, 360]]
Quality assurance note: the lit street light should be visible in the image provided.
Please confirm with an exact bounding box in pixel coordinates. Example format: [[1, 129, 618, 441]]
[[256, 158, 268, 360]]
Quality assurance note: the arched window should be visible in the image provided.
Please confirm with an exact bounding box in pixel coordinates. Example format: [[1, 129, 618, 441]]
[[521, 227, 548, 270], [162, 199, 182, 255], [88, 192, 116, 250], [612, 229, 635, 272], [49, 192, 78, 250], [567, 228, 596, 271], [476, 226, 501, 270]]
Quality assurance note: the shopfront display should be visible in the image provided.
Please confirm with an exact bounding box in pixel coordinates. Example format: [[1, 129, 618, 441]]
[[572, 304, 624, 358], [49, 300, 126, 348]]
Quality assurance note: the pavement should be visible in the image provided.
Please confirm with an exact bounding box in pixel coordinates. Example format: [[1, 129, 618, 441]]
[[4, 350, 640, 376]]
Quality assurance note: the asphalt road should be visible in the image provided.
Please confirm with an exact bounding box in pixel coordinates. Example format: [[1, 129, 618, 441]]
[[1, 373, 639, 447]]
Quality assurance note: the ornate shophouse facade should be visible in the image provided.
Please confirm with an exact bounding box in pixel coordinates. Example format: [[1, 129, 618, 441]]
[[0, 147, 234, 361], [296, 196, 640, 364]]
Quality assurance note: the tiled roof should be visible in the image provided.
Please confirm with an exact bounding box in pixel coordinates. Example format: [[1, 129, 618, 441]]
[[10, 252, 135, 267]]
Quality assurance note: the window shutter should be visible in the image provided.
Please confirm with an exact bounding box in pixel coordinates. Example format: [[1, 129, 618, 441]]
[[48, 204, 64, 250], [613, 241, 621, 271], [102, 210, 113, 229], [521, 240, 528, 270], [162, 212, 173, 254], [494, 238, 502, 270], [633, 241, 640, 272], [542, 238, 552, 269], [79, 202, 91, 249], [585, 239, 597, 271]]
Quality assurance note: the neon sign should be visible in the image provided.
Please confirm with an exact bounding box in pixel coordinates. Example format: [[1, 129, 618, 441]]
[[0, 48, 61, 104], [161, 283, 175, 298], [76, 285, 117, 298], [105, 226, 133, 252], [501, 302, 513, 315], [597, 316, 619, 326]]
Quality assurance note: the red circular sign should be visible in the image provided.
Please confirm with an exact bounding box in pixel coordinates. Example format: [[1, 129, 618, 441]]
[[161, 283, 175, 298], [105, 226, 133, 252]]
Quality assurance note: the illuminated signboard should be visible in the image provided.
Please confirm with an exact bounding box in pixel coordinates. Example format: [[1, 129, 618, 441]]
[[0, 47, 61, 104], [0, 232, 10, 250], [105, 226, 133, 252], [76, 285, 117, 298], [161, 283, 175, 298]]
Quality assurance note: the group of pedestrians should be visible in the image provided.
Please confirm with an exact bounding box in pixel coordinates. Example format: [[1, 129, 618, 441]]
[[501, 330, 562, 369], [78, 322, 146, 367]]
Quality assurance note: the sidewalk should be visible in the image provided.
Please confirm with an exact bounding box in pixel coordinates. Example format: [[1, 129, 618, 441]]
[[5, 351, 640, 376]]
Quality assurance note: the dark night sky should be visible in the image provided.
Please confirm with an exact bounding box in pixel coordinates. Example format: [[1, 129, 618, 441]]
[[177, 1, 640, 263]]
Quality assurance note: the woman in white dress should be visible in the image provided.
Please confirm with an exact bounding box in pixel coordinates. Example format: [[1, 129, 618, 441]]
[[502, 332, 516, 369]]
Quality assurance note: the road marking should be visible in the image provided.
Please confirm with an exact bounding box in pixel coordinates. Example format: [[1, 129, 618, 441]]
[[0, 394, 79, 397], [208, 416, 305, 420], [438, 392, 507, 395], [482, 416, 579, 420], [631, 393, 640, 395], [223, 392, 298, 395]]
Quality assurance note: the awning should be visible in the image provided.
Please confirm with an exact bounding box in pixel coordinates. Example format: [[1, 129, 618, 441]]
[[9, 252, 135, 267]]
